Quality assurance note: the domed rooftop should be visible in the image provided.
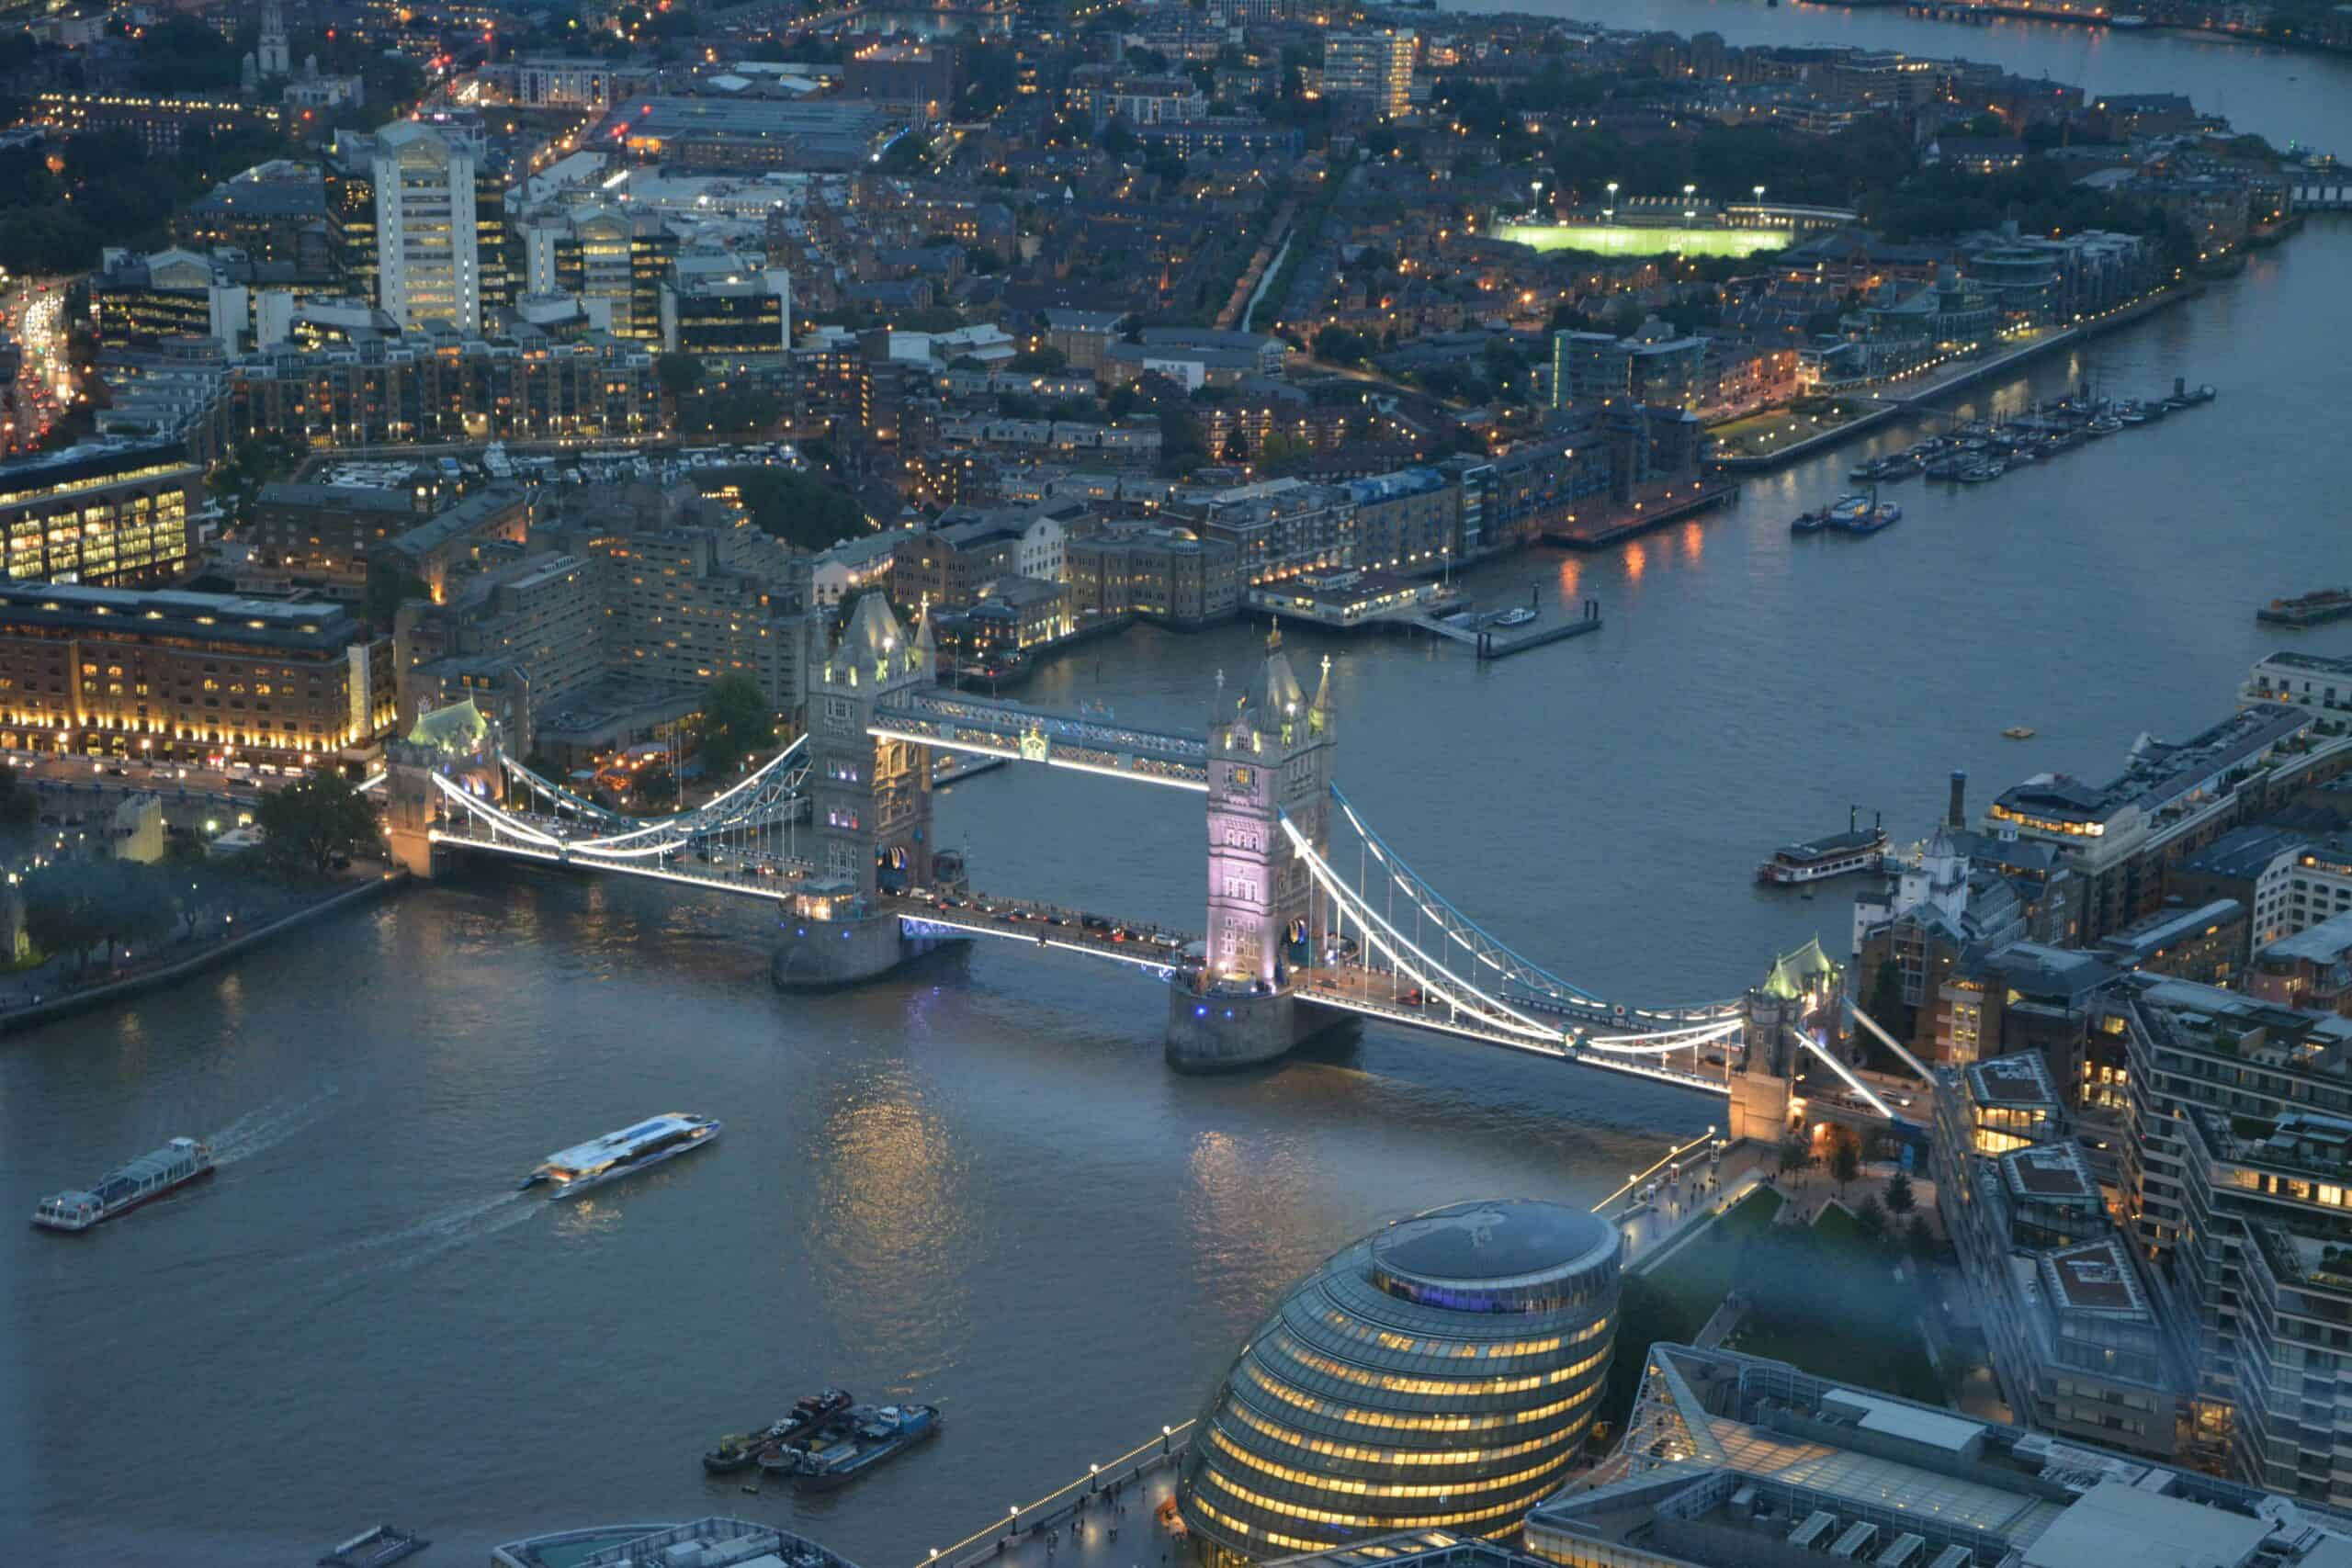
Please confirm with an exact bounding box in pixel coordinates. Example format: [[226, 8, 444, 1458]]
[[1175, 1199, 1622, 1561], [1372, 1200, 1613, 1289]]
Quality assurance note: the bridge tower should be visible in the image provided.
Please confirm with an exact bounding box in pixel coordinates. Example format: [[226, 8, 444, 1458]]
[[1167, 631, 1347, 1071], [774, 595, 960, 987]]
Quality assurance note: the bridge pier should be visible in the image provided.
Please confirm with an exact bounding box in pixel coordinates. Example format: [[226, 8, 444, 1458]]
[[772, 908, 962, 988], [1166, 986, 1353, 1073]]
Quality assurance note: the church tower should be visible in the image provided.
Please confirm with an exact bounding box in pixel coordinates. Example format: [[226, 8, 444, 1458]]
[[257, 2, 291, 78]]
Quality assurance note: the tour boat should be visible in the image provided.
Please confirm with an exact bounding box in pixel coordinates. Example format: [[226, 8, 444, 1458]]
[[1492, 606, 1538, 628], [1756, 815, 1888, 886], [519, 1113, 721, 1200], [32, 1137, 214, 1232]]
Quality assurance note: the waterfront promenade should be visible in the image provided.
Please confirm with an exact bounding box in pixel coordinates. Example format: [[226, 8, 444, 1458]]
[[922, 1423, 1194, 1568]]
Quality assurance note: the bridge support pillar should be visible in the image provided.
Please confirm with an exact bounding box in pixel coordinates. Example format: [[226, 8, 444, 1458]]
[[382, 753, 440, 879], [772, 909, 963, 989], [1165, 986, 1354, 1073]]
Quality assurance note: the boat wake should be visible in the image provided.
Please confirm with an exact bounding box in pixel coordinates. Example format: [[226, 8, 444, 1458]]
[[310, 1190, 538, 1290], [209, 1088, 339, 1166]]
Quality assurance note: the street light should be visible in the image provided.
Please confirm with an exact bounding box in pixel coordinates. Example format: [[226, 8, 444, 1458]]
[[1605, 180, 1618, 221]]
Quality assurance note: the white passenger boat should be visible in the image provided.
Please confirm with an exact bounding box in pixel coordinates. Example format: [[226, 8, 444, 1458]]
[[519, 1113, 722, 1199], [33, 1136, 214, 1232]]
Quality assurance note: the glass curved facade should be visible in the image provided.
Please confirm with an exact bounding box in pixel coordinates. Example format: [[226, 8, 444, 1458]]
[[1176, 1201, 1620, 1562]]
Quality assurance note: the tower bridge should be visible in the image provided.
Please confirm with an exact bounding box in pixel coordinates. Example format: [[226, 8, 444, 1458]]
[[390, 597, 1915, 1134]]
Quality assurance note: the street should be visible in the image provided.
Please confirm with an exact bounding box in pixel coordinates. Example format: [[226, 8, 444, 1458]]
[[1, 272, 70, 455]]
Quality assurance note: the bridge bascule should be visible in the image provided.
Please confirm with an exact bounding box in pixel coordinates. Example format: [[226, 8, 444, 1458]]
[[389, 597, 1909, 1134]]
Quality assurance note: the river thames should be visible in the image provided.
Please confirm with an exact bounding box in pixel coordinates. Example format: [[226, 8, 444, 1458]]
[[8, 26, 2352, 1568]]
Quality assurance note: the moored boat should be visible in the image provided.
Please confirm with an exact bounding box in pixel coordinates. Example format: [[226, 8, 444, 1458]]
[[520, 1112, 721, 1200], [2258, 588, 2352, 626], [1790, 509, 1827, 534], [1491, 606, 1538, 628], [33, 1137, 214, 1232], [1757, 812, 1888, 886], [319, 1524, 428, 1568], [2002, 727, 2036, 739], [793, 1404, 942, 1491]]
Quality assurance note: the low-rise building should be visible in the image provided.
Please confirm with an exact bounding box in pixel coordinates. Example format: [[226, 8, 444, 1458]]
[[2169, 825, 2312, 964], [2250, 911, 2352, 1016], [244, 481, 424, 599], [1063, 523, 1238, 627], [2098, 897, 2247, 986]]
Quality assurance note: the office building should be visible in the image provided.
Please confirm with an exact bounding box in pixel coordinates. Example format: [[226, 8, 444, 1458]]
[[518, 208, 678, 342], [367, 120, 501, 334], [1177, 1199, 1618, 1559], [2170, 826, 2314, 965], [1515, 1343, 2352, 1568], [0, 440, 198, 587], [0, 581, 395, 763], [890, 502, 1079, 612], [1322, 30, 1416, 121], [660, 262, 792, 356]]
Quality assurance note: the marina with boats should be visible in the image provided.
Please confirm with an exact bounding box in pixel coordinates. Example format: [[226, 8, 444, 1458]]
[[1847, 378, 2215, 495]]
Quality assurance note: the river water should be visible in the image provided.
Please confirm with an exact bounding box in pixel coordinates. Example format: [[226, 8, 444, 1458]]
[[10, 24, 2352, 1568]]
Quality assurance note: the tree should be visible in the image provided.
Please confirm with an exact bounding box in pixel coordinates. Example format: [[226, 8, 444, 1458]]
[[1777, 1134, 1810, 1179], [657, 351, 706, 400], [256, 770, 383, 881], [1884, 1168, 1916, 1217], [699, 672, 776, 777], [1097, 117, 1137, 161], [364, 558, 431, 630], [729, 468, 862, 551], [23, 874, 101, 971], [1904, 1214, 1938, 1262], [1853, 1193, 1890, 1246], [1828, 1127, 1861, 1194], [633, 763, 677, 808], [1314, 326, 1366, 366], [0, 765, 33, 831]]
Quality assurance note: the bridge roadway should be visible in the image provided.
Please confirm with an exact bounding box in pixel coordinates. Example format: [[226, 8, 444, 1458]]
[[429, 805, 815, 902], [868, 693, 1210, 790], [885, 892, 1197, 971], [1292, 964, 1734, 1095]]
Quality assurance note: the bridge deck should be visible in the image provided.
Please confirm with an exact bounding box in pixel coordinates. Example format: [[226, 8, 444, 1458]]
[[870, 693, 1209, 790], [432, 813, 813, 901], [884, 893, 1196, 971]]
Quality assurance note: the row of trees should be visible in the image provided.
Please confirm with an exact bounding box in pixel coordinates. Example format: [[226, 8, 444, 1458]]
[[1778, 1128, 1937, 1258]]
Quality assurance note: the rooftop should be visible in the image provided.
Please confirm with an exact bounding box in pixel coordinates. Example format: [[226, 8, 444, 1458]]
[[0, 581, 365, 651], [2182, 824, 2313, 881], [2001, 1143, 2097, 1201], [1370, 1199, 1611, 1286], [2098, 898, 2243, 962], [2261, 910, 2352, 966], [1965, 1050, 2061, 1110], [2039, 1239, 2147, 1317], [1992, 703, 2312, 829]]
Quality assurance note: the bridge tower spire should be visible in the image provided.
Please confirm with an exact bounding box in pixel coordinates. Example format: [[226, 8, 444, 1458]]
[[1167, 631, 1344, 1070], [774, 594, 958, 987]]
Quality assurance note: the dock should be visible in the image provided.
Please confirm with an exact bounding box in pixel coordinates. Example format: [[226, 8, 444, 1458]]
[[1543, 481, 1739, 549], [1409, 598, 1603, 661]]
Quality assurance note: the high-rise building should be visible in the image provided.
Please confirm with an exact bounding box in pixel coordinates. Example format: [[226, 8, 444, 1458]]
[[371, 121, 485, 334], [2112, 973, 2352, 1498], [1322, 28, 1415, 121]]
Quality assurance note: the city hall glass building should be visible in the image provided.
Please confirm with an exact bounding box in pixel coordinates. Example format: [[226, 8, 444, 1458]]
[[1177, 1200, 1620, 1562]]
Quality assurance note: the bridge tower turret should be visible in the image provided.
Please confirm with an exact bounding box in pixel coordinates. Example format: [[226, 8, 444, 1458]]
[[1167, 628, 1349, 1072], [774, 595, 961, 987]]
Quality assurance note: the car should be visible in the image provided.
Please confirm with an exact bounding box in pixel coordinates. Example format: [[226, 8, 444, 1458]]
[[1108, 927, 1132, 942], [1004, 908, 1027, 921], [104, 765, 126, 777], [1399, 987, 1426, 1007], [1148, 934, 1182, 950], [1045, 914, 1069, 927], [1080, 914, 1112, 932]]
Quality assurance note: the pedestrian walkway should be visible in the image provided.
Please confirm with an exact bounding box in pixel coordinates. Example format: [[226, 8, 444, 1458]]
[[923, 1425, 1193, 1568]]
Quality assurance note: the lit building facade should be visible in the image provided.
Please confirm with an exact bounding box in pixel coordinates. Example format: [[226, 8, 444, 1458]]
[[1177, 1199, 1618, 1561], [1322, 30, 1416, 121], [0, 581, 395, 762], [371, 121, 487, 334], [0, 442, 198, 587]]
